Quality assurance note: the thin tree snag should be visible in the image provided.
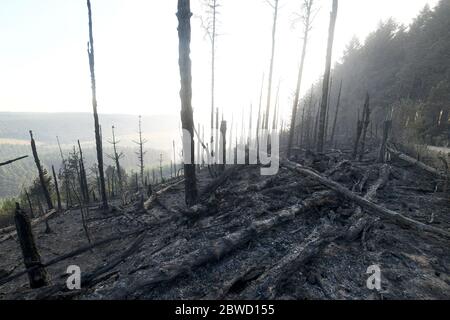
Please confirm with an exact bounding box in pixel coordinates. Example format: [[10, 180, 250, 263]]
[[287, 0, 314, 158], [387, 145, 446, 178], [264, 0, 279, 130], [378, 120, 392, 163], [358, 94, 371, 161], [25, 190, 34, 218], [14, 203, 50, 289], [0, 155, 28, 167], [51, 165, 62, 212], [330, 79, 343, 146], [87, 0, 108, 209], [242, 224, 341, 299], [78, 140, 90, 203], [317, 0, 338, 153], [30, 131, 53, 211], [116, 191, 338, 299], [220, 120, 227, 170], [282, 159, 450, 239], [177, 0, 198, 206]]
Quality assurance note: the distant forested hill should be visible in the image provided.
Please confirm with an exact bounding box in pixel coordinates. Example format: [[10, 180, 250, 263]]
[[299, 0, 450, 147], [0, 112, 178, 148], [0, 112, 179, 198]]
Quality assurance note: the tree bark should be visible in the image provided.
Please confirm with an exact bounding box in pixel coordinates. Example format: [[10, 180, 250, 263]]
[[177, 0, 198, 206], [316, 0, 338, 152]]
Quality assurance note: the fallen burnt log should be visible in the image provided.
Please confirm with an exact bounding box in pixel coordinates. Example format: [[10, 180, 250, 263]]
[[144, 178, 185, 210], [242, 223, 342, 299], [0, 209, 58, 243], [114, 191, 338, 299], [0, 155, 28, 167], [0, 227, 148, 287], [387, 145, 446, 178], [346, 164, 391, 241], [282, 159, 450, 239]]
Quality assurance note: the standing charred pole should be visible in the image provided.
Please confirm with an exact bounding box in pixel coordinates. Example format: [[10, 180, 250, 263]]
[[108, 126, 124, 200], [264, 0, 279, 130], [177, 0, 198, 206], [77, 140, 90, 203], [173, 140, 177, 175], [287, 0, 314, 158], [133, 116, 147, 188], [25, 190, 34, 218], [220, 120, 227, 171], [316, 0, 338, 153], [159, 154, 164, 183], [51, 165, 62, 212], [256, 74, 265, 162], [358, 94, 371, 161], [86, 0, 107, 209], [30, 131, 53, 211], [14, 203, 49, 288], [330, 79, 343, 146], [378, 120, 392, 163]]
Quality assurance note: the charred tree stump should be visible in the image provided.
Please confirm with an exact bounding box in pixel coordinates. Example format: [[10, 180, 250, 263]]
[[30, 131, 53, 211], [14, 203, 50, 289], [51, 165, 62, 212]]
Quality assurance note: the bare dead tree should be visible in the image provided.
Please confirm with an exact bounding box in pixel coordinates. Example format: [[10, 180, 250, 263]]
[[24, 190, 34, 218], [77, 140, 90, 203], [352, 110, 363, 160], [330, 79, 343, 146], [177, 0, 198, 206], [378, 120, 392, 163], [86, 0, 107, 209], [358, 93, 371, 161], [0, 155, 28, 167], [107, 125, 125, 201], [133, 116, 147, 188], [159, 154, 164, 183], [200, 0, 220, 161], [264, 0, 280, 130], [29, 131, 53, 211], [51, 165, 62, 212], [173, 140, 177, 175], [256, 74, 265, 162], [287, 0, 315, 157], [316, 0, 338, 152]]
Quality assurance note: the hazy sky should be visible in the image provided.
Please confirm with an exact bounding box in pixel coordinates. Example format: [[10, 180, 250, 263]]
[[0, 0, 439, 127]]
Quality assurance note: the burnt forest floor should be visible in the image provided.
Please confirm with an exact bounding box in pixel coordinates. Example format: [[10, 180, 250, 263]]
[[1, 145, 449, 300]]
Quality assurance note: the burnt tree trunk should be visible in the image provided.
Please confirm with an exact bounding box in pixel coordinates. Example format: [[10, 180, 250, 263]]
[[177, 0, 198, 206], [30, 131, 53, 211], [87, 0, 108, 209], [14, 203, 49, 289], [25, 190, 34, 219], [378, 120, 392, 163], [358, 94, 371, 161], [330, 79, 343, 146], [51, 165, 62, 212], [316, 0, 338, 153], [78, 140, 90, 203], [264, 0, 279, 130]]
